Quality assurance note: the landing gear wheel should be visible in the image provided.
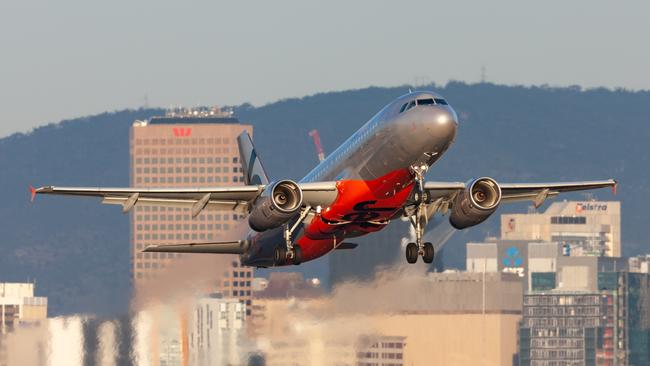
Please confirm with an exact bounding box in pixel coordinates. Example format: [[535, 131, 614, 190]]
[[422, 242, 435, 264], [406, 242, 419, 264], [292, 245, 302, 265], [274, 246, 287, 266]]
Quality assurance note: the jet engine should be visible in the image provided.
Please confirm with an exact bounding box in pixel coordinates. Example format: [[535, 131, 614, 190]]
[[248, 180, 303, 232], [449, 177, 501, 229]]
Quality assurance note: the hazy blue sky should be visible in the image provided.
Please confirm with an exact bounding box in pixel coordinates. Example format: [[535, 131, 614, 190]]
[[1, 0, 648, 137]]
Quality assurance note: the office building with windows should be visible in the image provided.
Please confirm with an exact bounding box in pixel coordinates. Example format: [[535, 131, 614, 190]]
[[130, 107, 253, 313], [501, 201, 620, 257], [519, 271, 650, 366]]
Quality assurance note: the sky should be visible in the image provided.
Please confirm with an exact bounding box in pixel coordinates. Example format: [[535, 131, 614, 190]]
[[1, 0, 649, 137]]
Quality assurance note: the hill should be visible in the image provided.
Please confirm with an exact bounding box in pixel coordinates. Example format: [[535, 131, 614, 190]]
[[0, 82, 648, 315]]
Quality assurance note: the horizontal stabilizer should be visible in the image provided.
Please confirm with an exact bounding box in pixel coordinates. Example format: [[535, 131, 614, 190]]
[[335, 242, 358, 250], [143, 240, 248, 254]]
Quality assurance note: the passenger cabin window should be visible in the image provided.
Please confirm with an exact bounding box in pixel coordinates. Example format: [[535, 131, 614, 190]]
[[434, 98, 448, 105], [417, 98, 435, 106]]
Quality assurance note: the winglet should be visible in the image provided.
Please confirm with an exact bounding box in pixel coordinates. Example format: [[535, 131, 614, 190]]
[[29, 185, 37, 203], [612, 181, 618, 196]]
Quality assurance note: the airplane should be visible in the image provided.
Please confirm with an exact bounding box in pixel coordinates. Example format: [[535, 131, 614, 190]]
[[32, 90, 616, 267]]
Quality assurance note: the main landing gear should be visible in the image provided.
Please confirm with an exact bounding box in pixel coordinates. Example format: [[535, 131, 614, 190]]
[[405, 164, 435, 264], [274, 206, 311, 266]]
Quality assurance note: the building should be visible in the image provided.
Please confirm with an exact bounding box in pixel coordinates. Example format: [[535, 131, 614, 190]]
[[519, 271, 650, 366], [189, 294, 247, 366], [629, 255, 650, 274], [130, 107, 254, 313], [467, 239, 535, 277], [468, 241, 627, 292], [255, 272, 524, 366], [501, 200, 621, 257], [262, 334, 405, 366], [356, 335, 406, 366], [254, 272, 324, 299], [0, 282, 47, 335], [0, 283, 48, 366]]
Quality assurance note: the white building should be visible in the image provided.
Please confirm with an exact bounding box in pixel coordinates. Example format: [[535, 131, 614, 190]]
[[0, 282, 48, 335], [189, 295, 246, 366], [501, 200, 621, 257], [629, 254, 650, 273]]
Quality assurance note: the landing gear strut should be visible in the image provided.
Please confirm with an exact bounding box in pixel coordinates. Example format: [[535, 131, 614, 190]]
[[275, 206, 311, 266], [405, 164, 435, 264]]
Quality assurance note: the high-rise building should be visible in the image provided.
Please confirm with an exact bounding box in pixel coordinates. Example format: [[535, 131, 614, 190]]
[[501, 200, 621, 257], [519, 272, 650, 366], [130, 107, 254, 313]]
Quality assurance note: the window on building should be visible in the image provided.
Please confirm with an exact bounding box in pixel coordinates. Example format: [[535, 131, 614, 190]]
[[551, 216, 587, 224]]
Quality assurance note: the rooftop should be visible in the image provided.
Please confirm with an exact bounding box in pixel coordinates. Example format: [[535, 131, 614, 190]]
[[134, 106, 240, 126]]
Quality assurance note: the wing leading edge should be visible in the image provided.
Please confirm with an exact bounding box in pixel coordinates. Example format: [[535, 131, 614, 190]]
[[424, 179, 616, 209], [33, 182, 338, 216]]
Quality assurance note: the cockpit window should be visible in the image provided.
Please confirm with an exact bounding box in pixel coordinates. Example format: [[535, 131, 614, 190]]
[[417, 98, 435, 106], [399, 103, 408, 113], [406, 100, 416, 111], [434, 98, 448, 105]]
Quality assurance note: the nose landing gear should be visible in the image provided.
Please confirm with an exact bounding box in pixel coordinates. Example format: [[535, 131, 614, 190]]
[[405, 164, 436, 265]]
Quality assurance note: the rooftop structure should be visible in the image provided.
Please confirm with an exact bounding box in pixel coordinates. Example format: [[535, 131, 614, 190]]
[[629, 254, 650, 274]]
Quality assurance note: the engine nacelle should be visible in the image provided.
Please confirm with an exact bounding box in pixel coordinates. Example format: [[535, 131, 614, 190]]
[[449, 177, 502, 230], [248, 180, 303, 232]]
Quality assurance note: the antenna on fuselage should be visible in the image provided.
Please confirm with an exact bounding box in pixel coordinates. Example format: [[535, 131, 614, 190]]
[[408, 87, 412, 93]]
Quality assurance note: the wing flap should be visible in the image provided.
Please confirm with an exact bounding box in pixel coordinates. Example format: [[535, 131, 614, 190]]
[[101, 196, 250, 213], [143, 240, 247, 254]]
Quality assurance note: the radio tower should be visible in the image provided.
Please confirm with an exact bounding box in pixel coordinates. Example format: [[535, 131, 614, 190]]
[[308, 129, 325, 162]]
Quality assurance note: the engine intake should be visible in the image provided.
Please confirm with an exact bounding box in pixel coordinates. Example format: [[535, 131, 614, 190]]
[[449, 177, 501, 230], [248, 180, 303, 232]]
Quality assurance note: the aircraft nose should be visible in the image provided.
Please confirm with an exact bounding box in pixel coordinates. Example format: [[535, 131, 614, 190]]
[[428, 108, 457, 142]]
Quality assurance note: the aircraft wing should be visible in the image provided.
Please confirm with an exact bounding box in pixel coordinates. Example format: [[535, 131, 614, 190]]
[[143, 240, 248, 254], [32, 182, 338, 216], [423, 179, 617, 210]]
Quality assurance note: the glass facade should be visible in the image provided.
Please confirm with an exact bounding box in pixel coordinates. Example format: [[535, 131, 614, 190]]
[[520, 272, 650, 366]]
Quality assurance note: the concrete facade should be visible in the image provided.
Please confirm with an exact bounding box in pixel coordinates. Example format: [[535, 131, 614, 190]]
[[501, 201, 621, 257]]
